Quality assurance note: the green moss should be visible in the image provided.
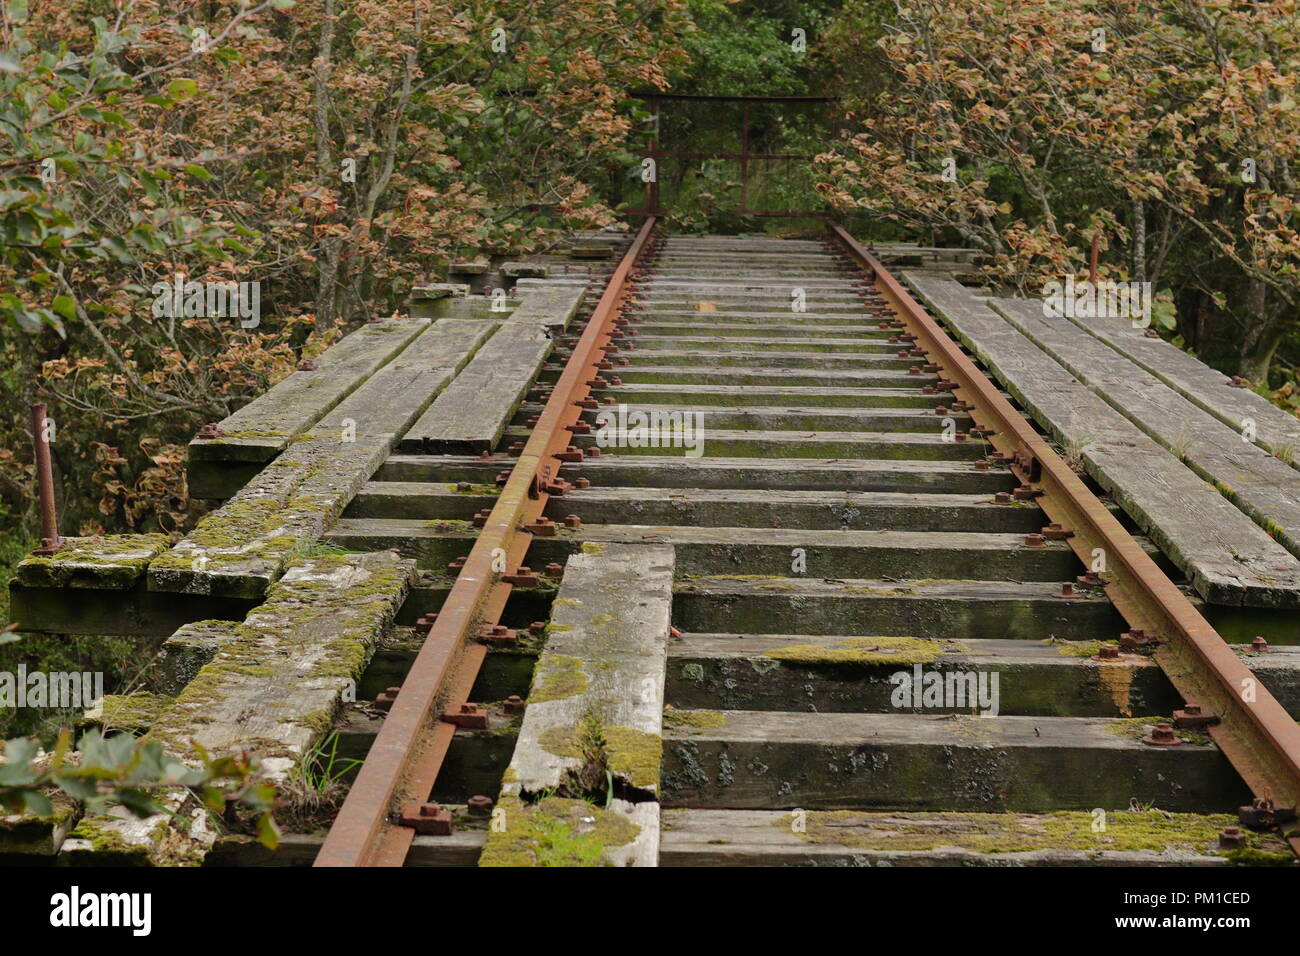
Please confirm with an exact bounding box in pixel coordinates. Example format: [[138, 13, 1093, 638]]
[[85, 692, 174, 733], [1053, 640, 1104, 658], [527, 654, 589, 703], [478, 794, 639, 867], [580, 542, 606, 555], [762, 636, 947, 667], [662, 709, 727, 731], [66, 816, 149, 863], [16, 534, 170, 589], [784, 809, 1292, 860], [538, 721, 663, 790]]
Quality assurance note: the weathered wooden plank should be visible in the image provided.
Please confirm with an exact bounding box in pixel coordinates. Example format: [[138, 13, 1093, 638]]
[[14, 533, 169, 590], [400, 324, 553, 453], [487, 544, 674, 867], [905, 273, 1300, 608], [665, 635, 1183, 718], [1064, 313, 1300, 467], [147, 552, 412, 773], [313, 319, 493, 442], [186, 316, 428, 490], [672, 575, 1123, 640], [662, 711, 1248, 811], [992, 296, 1300, 560], [505, 282, 585, 330], [658, 808, 1283, 867], [325, 518, 1094, 581], [150, 436, 389, 599], [378, 453, 1013, 494], [349, 482, 1046, 533]]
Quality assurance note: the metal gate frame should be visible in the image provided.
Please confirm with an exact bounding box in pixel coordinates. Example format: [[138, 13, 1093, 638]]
[[626, 92, 836, 219]]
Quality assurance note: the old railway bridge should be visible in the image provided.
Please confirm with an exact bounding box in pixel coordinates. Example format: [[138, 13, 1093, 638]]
[[6, 216, 1300, 867]]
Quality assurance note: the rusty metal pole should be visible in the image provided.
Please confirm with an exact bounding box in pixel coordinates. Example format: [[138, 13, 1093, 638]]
[[29, 403, 63, 555]]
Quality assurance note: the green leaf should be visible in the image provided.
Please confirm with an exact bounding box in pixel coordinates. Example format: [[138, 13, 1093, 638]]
[[166, 78, 197, 101], [183, 164, 212, 182], [50, 294, 76, 321]]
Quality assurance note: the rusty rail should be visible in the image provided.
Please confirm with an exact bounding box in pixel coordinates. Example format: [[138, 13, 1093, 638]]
[[829, 223, 1300, 851], [315, 217, 660, 866]]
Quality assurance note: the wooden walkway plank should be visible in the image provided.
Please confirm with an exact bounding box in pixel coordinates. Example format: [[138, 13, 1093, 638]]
[[484, 543, 674, 867], [505, 282, 586, 331], [149, 436, 390, 599], [991, 297, 1300, 560], [313, 319, 493, 442], [187, 316, 428, 497], [148, 552, 413, 768], [400, 323, 553, 453], [904, 273, 1300, 608], [1062, 313, 1300, 468]]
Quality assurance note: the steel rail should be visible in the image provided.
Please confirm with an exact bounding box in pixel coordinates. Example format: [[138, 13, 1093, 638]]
[[830, 223, 1300, 850], [316, 217, 659, 866]]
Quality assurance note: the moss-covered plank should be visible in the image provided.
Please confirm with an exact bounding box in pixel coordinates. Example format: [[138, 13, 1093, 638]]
[[146, 551, 413, 773], [493, 544, 673, 866], [0, 793, 79, 859], [186, 315, 428, 498], [659, 809, 1291, 867], [661, 711, 1249, 812], [15, 534, 170, 590], [399, 324, 553, 454], [150, 436, 389, 599], [313, 319, 493, 442], [666, 635, 1188, 718], [906, 273, 1300, 609]]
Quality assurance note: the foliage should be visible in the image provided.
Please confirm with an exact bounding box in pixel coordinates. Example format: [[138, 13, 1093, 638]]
[[0, 728, 280, 849], [817, 0, 1300, 380]]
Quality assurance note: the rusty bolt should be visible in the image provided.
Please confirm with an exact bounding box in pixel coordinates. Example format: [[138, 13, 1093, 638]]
[[1251, 636, 1269, 653], [1119, 628, 1154, 650], [993, 491, 1012, 504], [922, 385, 935, 395], [503, 695, 526, 715], [954, 431, 967, 443], [1041, 523, 1074, 540], [1013, 485, 1043, 500], [375, 686, 401, 712], [1095, 643, 1120, 660], [502, 566, 541, 587], [555, 445, 584, 462], [415, 613, 438, 634], [467, 795, 494, 817], [543, 562, 565, 579], [563, 514, 582, 528], [399, 803, 453, 836], [507, 441, 525, 456], [456, 481, 471, 492], [1059, 582, 1074, 598], [528, 621, 546, 637], [1024, 533, 1045, 548], [1174, 704, 1219, 729], [1077, 571, 1102, 587], [897, 350, 910, 359], [525, 516, 557, 536], [197, 422, 224, 440], [573, 477, 591, 489], [908, 366, 921, 376], [974, 459, 990, 471], [934, 406, 949, 416], [472, 509, 492, 528], [443, 703, 489, 729], [1142, 722, 1182, 746], [447, 555, 468, 571], [587, 446, 603, 457], [1218, 827, 1245, 849]]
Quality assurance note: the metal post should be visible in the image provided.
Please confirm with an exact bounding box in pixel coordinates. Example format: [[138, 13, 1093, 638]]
[[29, 403, 63, 555]]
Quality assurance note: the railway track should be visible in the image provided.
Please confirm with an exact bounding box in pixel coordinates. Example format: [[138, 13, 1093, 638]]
[[311, 221, 1299, 867]]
